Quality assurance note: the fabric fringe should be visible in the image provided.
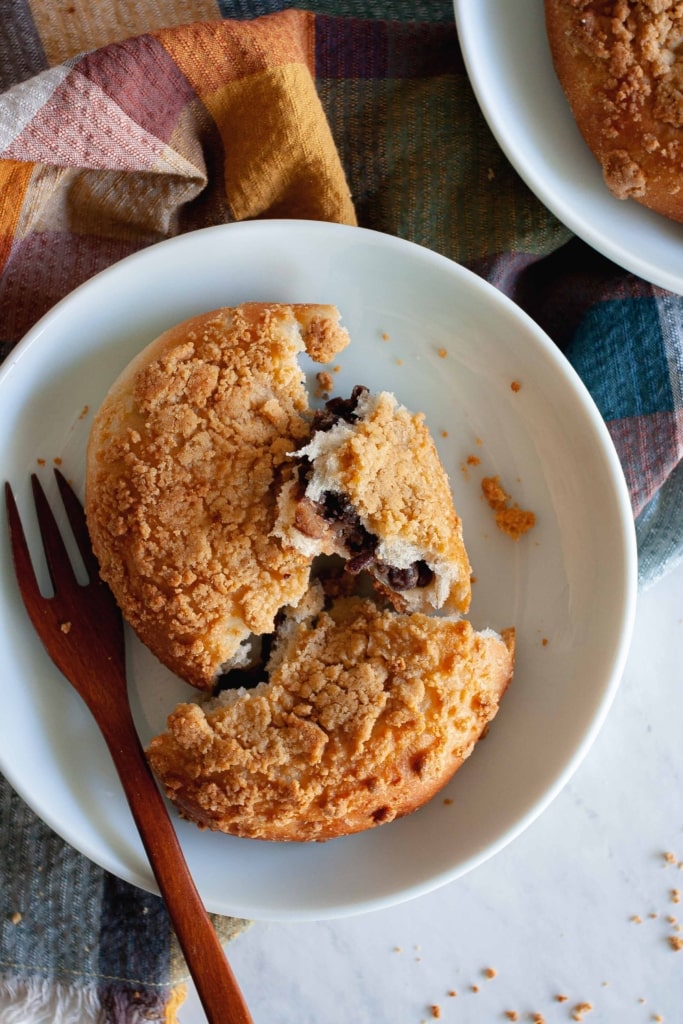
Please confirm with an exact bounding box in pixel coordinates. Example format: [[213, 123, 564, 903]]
[[0, 976, 184, 1024]]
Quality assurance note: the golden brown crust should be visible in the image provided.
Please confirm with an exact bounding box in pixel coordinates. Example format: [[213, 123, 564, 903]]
[[85, 303, 350, 690], [146, 597, 515, 842], [545, 0, 683, 221]]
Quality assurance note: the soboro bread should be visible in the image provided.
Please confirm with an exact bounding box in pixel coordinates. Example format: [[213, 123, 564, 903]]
[[146, 594, 515, 842], [85, 303, 350, 691], [545, 0, 683, 221], [274, 386, 472, 615]]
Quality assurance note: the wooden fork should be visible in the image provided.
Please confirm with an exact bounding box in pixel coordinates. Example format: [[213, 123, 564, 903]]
[[5, 470, 253, 1024]]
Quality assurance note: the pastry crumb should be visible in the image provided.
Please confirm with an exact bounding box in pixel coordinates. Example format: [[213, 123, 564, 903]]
[[9, 912, 22, 925], [60, 621, 72, 634], [668, 935, 683, 951], [437, 347, 447, 359], [78, 405, 90, 419], [315, 371, 334, 397], [484, 967, 497, 979], [572, 1003, 593, 1021], [504, 1013, 519, 1022], [510, 380, 522, 392], [481, 475, 536, 540], [430, 1006, 441, 1019], [671, 889, 681, 904], [556, 994, 569, 1002]]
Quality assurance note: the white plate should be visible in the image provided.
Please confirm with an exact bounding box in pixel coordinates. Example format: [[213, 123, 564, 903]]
[[0, 221, 636, 921], [454, 0, 683, 294]]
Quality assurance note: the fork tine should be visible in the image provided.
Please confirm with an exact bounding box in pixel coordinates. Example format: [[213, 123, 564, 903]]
[[54, 469, 101, 582], [30, 473, 79, 593], [5, 481, 42, 603]]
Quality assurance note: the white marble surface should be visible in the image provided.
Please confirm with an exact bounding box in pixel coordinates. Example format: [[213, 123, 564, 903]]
[[180, 561, 683, 1024]]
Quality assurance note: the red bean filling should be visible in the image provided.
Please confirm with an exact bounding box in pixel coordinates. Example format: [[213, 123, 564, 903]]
[[298, 387, 434, 592]]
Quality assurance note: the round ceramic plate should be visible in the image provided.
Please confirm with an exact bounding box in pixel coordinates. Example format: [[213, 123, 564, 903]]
[[0, 221, 636, 921], [454, 0, 683, 295]]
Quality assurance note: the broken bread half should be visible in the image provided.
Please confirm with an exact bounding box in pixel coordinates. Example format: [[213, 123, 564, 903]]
[[146, 593, 515, 842], [274, 385, 472, 614], [85, 303, 350, 691]]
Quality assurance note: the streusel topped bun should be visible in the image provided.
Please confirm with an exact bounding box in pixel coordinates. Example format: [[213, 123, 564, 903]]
[[545, 0, 683, 221], [85, 303, 350, 690], [146, 594, 515, 842]]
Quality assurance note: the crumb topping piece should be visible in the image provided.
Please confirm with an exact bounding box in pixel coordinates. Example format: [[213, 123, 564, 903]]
[[481, 475, 536, 541]]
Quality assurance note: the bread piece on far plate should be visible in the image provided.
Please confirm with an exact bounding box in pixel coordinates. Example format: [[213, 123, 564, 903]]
[[545, 0, 683, 222], [146, 594, 515, 842], [85, 303, 350, 691], [274, 386, 472, 615]]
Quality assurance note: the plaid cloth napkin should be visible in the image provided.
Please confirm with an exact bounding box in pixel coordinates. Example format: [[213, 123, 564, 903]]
[[0, 0, 681, 1020]]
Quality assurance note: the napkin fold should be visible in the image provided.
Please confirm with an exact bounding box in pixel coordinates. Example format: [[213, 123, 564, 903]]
[[0, 1, 681, 1021], [0, 7, 356, 351]]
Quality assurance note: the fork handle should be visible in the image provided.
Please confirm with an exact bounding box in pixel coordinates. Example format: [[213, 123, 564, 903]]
[[95, 698, 253, 1024]]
